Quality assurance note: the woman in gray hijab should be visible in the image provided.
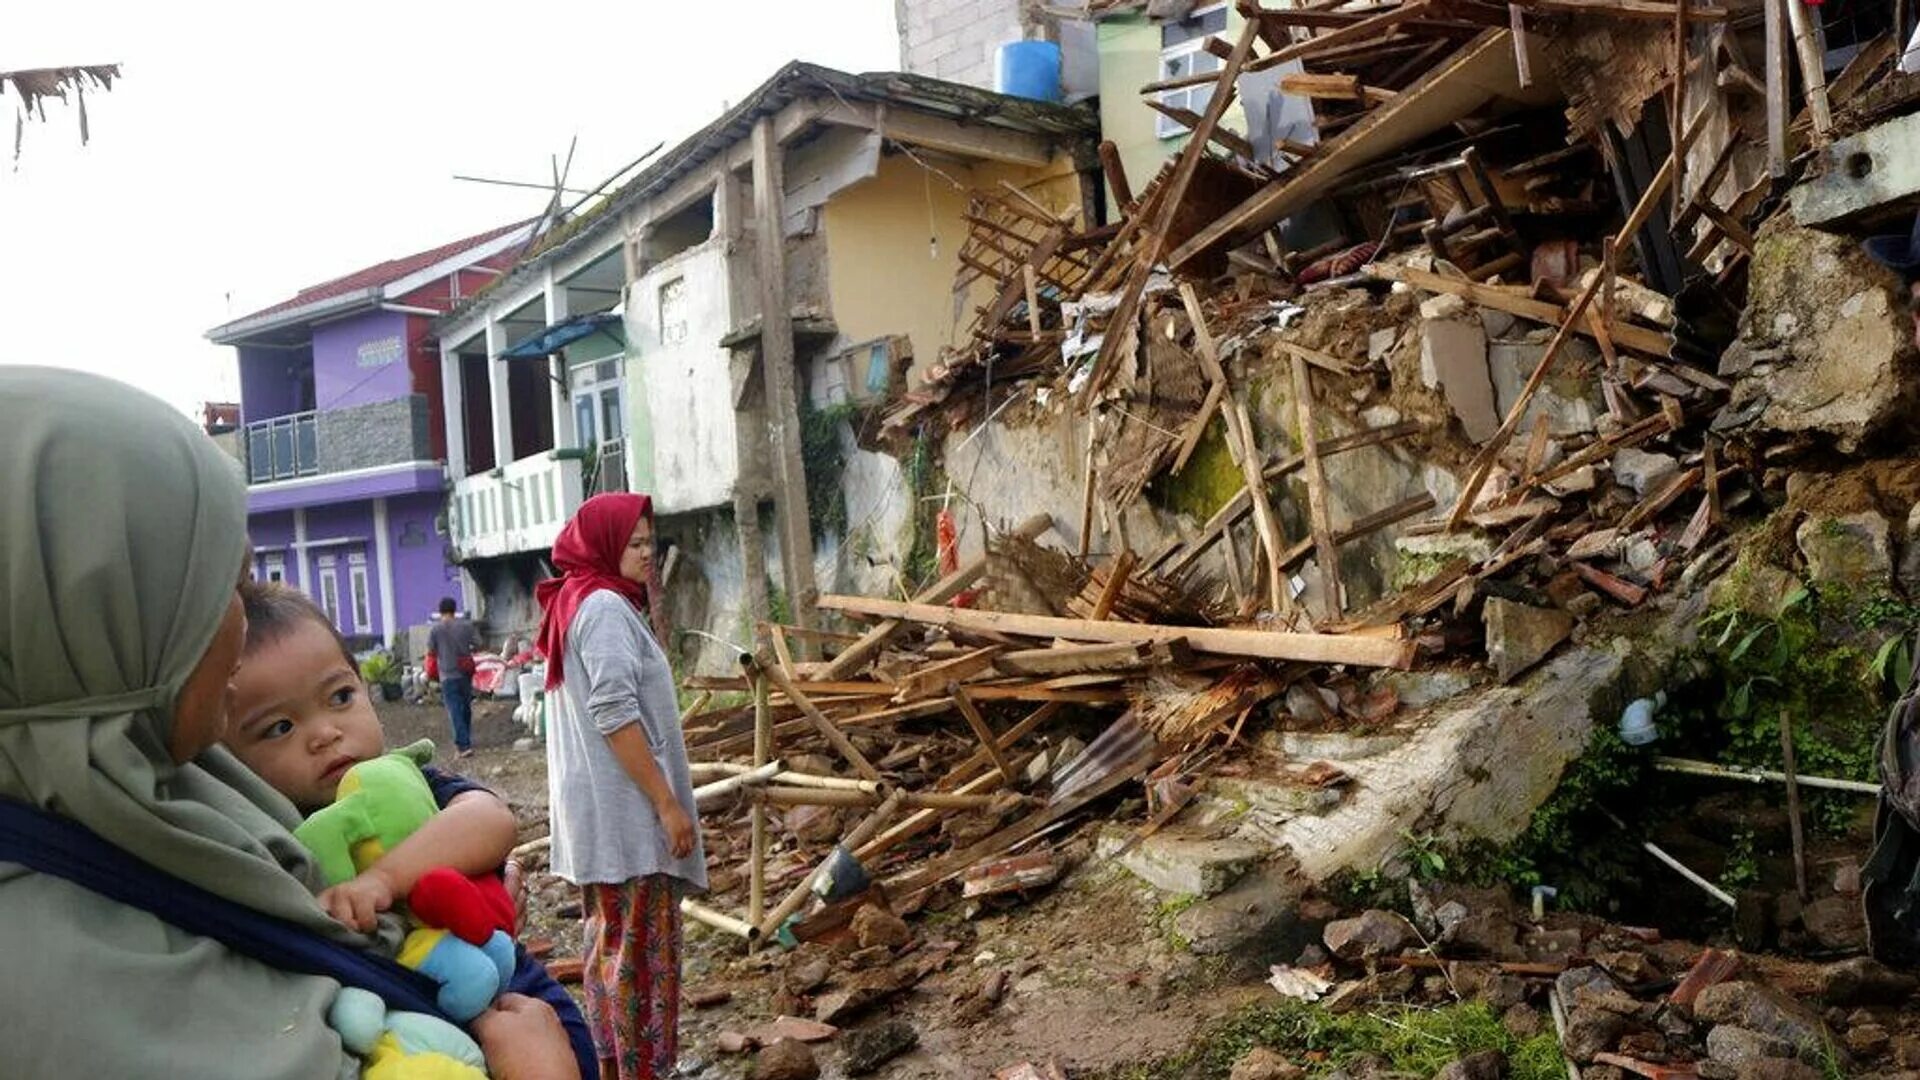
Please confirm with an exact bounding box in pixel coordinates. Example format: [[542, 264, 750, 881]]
[[0, 367, 577, 1078]]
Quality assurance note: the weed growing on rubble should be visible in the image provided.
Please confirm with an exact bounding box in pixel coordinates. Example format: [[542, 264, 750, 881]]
[[1092, 1000, 1563, 1080], [799, 401, 856, 542]]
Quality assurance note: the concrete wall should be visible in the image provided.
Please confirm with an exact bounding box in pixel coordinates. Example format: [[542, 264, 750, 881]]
[[626, 240, 737, 515], [238, 344, 311, 424], [819, 150, 1086, 384], [313, 310, 413, 412], [315, 394, 433, 474], [385, 491, 461, 645], [248, 511, 300, 589], [897, 0, 1027, 89], [1096, 11, 1251, 211]]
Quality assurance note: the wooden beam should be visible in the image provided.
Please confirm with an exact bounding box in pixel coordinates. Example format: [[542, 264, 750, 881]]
[[816, 595, 1418, 669], [1367, 264, 1672, 357], [1245, 2, 1435, 73], [951, 685, 1018, 786], [750, 116, 821, 648], [1764, 0, 1788, 175], [814, 513, 1051, 681], [743, 652, 883, 782], [1509, 0, 1727, 19], [1099, 139, 1135, 210], [1169, 30, 1535, 272], [1291, 354, 1342, 618]]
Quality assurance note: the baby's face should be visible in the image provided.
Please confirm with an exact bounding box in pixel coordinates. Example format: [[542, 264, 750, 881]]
[[226, 618, 386, 812]]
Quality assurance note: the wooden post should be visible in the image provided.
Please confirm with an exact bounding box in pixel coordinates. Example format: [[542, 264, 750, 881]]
[[950, 684, 1018, 786], [748, 669, 771, 936], [1764, 0, 1788, 176], [1784, 0, 1833, 143], [750, 115, 821, 650], [724, 167, 774, 631], [743, 652, 883, 782], [1290, 354, 1340, 619], [1098, 138, 1135, 211], [1781, 712, 1810, 902]]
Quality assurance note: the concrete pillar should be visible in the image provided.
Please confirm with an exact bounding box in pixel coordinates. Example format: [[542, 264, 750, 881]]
[[439, 341, 467, 479], [485, 317, 515, 471], [372, 496, 397, 647], [544, 269, 577, 451]]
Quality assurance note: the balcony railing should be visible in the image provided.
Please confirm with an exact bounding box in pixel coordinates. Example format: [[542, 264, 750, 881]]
[[450, 450, 586, 561], [245, 411, 319, 483]]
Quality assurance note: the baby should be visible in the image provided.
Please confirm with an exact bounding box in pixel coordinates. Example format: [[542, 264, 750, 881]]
[[223, 581, 517, 932]]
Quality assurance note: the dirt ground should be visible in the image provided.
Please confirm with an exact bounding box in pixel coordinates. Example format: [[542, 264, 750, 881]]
[[372, 694, 1260, 1078]]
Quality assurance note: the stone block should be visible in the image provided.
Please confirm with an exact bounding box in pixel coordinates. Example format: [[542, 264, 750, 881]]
[[314, 394, 431, 475], [1419, 316, 1498, 442], [1611, 447, 1680, 496], [1797, 511, 1893, 589], [1096, 826, 1264, 897], [1483, 597, 1574, 684], [1790, 111, 1920, 228]]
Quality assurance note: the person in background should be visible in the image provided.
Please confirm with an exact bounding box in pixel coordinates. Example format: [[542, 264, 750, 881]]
[[535, 493, 705, 1080], [427, 597, 482, 758]]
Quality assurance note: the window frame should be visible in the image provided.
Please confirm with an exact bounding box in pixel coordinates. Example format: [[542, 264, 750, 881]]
[[347, 554, 372, 634], [1156, 3, 1232, 140]]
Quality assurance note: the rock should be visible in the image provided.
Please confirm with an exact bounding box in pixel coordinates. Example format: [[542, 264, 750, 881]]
[[1694, 981, 1833, 1061], [1420, 315, 1499, 443], [851, 905, 911, 950], [1325, 910, 1415, 960], [1489, 338, 1601, 436], [784, 804, 843, 844], [1555, 967, 1621, 1008], [716, 1031, 752, 1055], [840, 1019, 917, 1075], [686, 986, 732, 1008], [1229, 1046, 1306, 1080], [1474, 974, 1530, 1011], [1378, 668, 1476, 709], [1100, 826, 1265, 898], [1898, 1033, 1920, 1068], [1562, 1006, 1628, 1063], [1172, 865, 1321, 965], [1612, 448, 1680, 496], [1323, 967, 1418, 1014], [754, 1038, 820, 1080], [1502, 1003, 1545, 1040], [1432, 1049, 1506, 1080], [1442, 909, 1519, 959], [1819, 957, 1918, 1006], [785, 956, 832, 995], [1797, 512, 1894, 589], [814, 987, 884, 1026], [1483, 598, 1574, 683], [1735, 1061, 1825, 1080], [1523, 928, 1583, 967], [1706, 1024, 1796, 1067], [1734, 221, 1919, 454], [1369, 329, 1399, 363], [1802, 895, 1868, 952], [1594, 950, 1661, 986], [1848, 1023, 1891, 1057]]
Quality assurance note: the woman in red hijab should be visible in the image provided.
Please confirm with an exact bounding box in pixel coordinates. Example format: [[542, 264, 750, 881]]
[[536, 493, 706, 1080]]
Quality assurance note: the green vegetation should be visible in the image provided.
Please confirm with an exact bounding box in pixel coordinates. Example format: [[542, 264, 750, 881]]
[[901, 430, 945, 590], [800, 401, 857, 542], [1149, 420, 1244, 524], [358, 651, 399, 687], [1093, 1000, 1564, 1080]]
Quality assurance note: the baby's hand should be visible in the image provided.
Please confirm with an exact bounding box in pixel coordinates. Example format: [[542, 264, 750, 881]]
[[318, 868, 397, 932]]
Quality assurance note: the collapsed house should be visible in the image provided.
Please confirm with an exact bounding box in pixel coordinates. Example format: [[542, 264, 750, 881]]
[[501, 0, 1920, 997]]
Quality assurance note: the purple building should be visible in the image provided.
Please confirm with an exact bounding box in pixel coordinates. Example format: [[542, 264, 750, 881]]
[[207, 222, 533, 648]]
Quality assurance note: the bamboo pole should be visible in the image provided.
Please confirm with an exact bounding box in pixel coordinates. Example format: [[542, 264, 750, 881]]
[[682, 898, 758, 940], [756, 791, 905, 938], [743, 652, 883, 782], [749, 672, 770, 935], [1783, 0, 1833, 143], [1651, 756, 1879, 794], [694, 760, 784, 809]]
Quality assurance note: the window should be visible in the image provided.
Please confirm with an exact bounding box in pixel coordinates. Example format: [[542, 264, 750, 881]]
[[261, 553, 285, 583], [348, 554, 371, 633], [1157, 3, 1230, 139], [316, 556, 341, 629], [658, 277, 688, 346]]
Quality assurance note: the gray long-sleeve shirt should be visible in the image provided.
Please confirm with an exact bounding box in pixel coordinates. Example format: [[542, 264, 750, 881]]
[[544, 588, 707, 890]]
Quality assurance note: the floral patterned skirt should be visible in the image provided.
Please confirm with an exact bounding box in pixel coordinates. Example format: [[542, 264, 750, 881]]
[[581, 876, 682, 1080]]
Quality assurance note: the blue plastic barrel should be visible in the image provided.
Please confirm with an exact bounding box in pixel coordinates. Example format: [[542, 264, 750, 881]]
[[996, 41, 1062, 103]]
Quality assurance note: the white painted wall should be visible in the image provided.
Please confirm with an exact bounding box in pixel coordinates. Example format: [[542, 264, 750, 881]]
[[625, 240, 738, 515]]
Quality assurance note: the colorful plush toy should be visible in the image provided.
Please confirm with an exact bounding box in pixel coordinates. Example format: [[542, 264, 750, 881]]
[[329, 987, 487, 1080], [294, 740, 518, 1023]]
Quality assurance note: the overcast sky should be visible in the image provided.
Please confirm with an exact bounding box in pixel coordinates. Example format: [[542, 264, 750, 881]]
[[2, 1, 900, 414]]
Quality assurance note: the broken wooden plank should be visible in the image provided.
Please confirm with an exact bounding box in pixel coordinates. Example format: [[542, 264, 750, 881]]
[[1368, 263, 1671, 357], [951, 685, 1018, 787], [743, 652, 884, 782], [1170, 29, 1545, 271], [1572, 561, 1649, 605], [816, 513, 1051, 681], [891, 645, 1004, 703], [1291, 352, 1342, 618], [1510, 0, 1726, 18], [816, 595, 1419, 669]]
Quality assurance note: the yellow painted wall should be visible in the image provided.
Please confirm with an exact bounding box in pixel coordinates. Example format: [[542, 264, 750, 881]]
[[1096, 10, 1250, 210], [820, 149, 1085, 382]]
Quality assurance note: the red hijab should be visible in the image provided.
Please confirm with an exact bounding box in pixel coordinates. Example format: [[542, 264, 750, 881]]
[[536, 492, 655, 689]]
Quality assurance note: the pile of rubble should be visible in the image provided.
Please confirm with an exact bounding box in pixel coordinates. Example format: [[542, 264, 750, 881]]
[[1253, 884, 1920, 1079]]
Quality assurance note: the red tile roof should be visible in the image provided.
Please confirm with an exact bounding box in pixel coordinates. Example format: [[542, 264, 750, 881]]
[[235, 220, 529, 324]]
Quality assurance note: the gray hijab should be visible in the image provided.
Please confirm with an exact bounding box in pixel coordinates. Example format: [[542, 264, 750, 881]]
[[0, 366, 360, 1076]]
